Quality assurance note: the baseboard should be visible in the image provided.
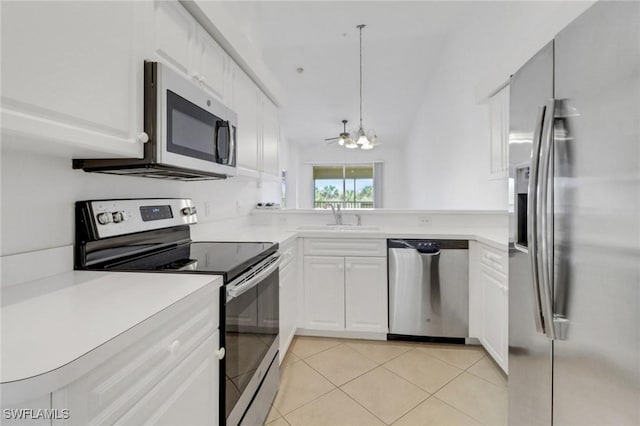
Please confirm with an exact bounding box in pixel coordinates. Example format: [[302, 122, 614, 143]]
[[296, 328, 387, 341]]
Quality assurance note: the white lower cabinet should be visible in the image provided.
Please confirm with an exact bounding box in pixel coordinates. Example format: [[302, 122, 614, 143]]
[[345, 257, 388, 333], [279, 239, 301, 360], [469, 241, 508, 373], [302, 239, 388, 335], [50, 285, 221, 425], [303, 256, 345, 331], [115, 332, 219, 426]]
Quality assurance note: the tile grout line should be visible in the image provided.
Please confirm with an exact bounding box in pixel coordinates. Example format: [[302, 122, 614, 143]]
[[413, 345, 486, 371], [334, 386, 391, 426], [431, 395, 487, 425], [344, 341, 414, 365], [463, 357, 509, 390]]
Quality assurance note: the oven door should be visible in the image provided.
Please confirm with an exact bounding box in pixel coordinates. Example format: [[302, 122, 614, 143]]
[[224, 255, 280, 426], [156, 63, 237, 176]]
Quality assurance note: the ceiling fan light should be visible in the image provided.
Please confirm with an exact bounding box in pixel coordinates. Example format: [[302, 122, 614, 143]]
[[360, 142, 374, 150], [338, 138, 345, 146], [356, 134, 369, 146]]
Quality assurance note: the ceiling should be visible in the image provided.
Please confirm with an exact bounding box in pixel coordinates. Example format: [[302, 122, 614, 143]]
[[223, 1, 478, 146]]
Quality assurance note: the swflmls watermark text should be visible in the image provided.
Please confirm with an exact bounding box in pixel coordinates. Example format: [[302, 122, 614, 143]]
[[3, 408, 70, 420]]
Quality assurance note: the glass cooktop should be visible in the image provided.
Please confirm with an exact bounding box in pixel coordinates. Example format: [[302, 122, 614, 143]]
[[100, 241, 278, 283]]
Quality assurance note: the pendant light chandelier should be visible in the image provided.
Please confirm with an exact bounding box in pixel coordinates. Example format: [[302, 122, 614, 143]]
[[343, 24, 378, 150]]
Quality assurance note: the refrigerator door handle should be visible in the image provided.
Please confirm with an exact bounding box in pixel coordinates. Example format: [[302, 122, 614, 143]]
[[528, 105, 547, 334], [538, 98, 557, 340]]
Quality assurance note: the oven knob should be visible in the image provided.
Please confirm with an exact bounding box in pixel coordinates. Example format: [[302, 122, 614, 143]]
[[181, 207, 196, 216], [112, 211, 125, 223], [97, 212, 112, 225]]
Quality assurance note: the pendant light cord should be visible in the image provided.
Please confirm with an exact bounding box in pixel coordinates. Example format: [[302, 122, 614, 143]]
[[357, 24, 365, 128]]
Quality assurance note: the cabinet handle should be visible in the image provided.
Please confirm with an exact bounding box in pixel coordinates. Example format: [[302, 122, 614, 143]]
[[199, 76, 206, 85], [346, 263, 352, 270], [216, 347, 226, 360], [192, 72, 201, 81], [169, 340, 181, 356], [137, 132, 149, 143], [337, 263, 344, 270]]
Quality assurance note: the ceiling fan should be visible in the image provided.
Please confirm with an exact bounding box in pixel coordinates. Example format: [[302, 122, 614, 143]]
[[324, 119, 355, 148]]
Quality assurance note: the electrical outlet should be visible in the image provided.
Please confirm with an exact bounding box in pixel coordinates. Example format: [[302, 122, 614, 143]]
[[418, 216, 432, 226]]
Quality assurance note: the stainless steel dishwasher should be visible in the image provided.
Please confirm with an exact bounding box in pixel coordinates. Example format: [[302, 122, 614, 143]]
[[388, 239, 469, 341]]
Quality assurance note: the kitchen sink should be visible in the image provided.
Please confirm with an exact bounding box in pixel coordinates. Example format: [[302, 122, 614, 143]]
[[296, 225, 381, 232]]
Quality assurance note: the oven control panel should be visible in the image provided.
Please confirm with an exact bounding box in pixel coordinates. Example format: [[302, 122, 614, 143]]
[[86, 198, 197, 239]]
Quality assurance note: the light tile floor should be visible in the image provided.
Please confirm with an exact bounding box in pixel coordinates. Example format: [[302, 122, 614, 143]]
[[267, 337, 507, 426]]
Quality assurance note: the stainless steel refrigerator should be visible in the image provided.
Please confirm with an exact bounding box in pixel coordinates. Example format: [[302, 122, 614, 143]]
[[508, 2, 640, 425]]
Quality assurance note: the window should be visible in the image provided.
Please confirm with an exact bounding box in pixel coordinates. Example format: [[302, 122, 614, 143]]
[[313, 164, 377, 209]]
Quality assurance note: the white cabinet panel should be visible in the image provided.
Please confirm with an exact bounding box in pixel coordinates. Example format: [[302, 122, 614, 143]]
[[489, 84, 509, 179], [345, 257, 388, 333], [115, 332, 219, 426], [151, 0, 196, 76], [468, 241, 482, 339], [480, 265, 508, 372], [303, 256, 345, 331], [196, 27, 228, 101], [262, 98, 280, 177], [233, 66, 260, 172], [279, 258, 298, 359], [1, 1, 143, 156], [51, 288, 218, 425], [304, 239, 387, 257]]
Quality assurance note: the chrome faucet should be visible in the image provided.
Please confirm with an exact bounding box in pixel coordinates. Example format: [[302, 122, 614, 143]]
[[330, 204, 343, 225]]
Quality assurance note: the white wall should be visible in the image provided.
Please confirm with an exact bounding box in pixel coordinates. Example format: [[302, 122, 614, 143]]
[[288, 142, 407, 209], [0, 147, 279, 256], [404, 1, 594, 210]]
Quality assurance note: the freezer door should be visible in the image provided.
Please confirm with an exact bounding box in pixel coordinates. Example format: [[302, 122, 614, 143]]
[[552, 2, 640, 425], [508, 42, 554, 426]]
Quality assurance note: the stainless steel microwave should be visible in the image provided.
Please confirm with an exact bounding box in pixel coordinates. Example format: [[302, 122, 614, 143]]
[[73, 61, 237, 180]]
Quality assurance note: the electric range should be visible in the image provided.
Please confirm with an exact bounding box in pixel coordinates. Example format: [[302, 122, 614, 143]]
[[75, 198, 280, 426]]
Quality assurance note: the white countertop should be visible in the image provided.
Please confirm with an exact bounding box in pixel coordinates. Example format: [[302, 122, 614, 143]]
[[1, 271, 222, 404], [194, 224, 507, 251]]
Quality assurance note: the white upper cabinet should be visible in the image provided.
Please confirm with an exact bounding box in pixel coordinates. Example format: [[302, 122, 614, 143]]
[[232, 64, 260, 173], [148, 1, 229, 104], [261, 97, 281, 177], [196, 28, 229, 102], [1, 1, 144, 157], [150, 0, 196, 77], [232, 64, 280, 179], [489, 84, 510, 179]]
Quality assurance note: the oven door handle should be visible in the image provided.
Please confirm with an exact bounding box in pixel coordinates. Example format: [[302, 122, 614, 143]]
[[226, 254, 282, 300]]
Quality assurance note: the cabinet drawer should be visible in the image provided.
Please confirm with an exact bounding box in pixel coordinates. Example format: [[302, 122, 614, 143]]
[[52, 285, 218, 425], [304, 238, 386, 257], [479, 244, 508, 277]]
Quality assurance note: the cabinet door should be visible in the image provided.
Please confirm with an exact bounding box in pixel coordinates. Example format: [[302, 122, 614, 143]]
[[279, 259, 298, 359], [468, 241, 482, 339], [303, 256, 345, 331], [150, 0, 196, 77], [196, 26, 228, 102], [261, 97, 280, 177], [481, 265, 508, 372], [232, 66, 260, 172], [1, 1, 143, 156], [489, 85, 509, 179], [116, 331, 219, 426], [345, 257, 388, 333]]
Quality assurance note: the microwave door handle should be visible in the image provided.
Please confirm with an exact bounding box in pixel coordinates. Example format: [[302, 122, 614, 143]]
[[528, 105, 546, 334], [216, 121, 230, 163]]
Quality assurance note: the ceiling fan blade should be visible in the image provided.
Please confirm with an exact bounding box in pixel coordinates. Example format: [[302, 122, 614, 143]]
[[324, 137, 341, 141]]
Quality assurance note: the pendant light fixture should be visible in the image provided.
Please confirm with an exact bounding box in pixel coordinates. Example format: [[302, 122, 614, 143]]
[[345, 24, 378, 150]]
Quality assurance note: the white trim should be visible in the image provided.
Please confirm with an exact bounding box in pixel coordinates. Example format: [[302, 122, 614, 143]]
[[296, 328, 387, 341]]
